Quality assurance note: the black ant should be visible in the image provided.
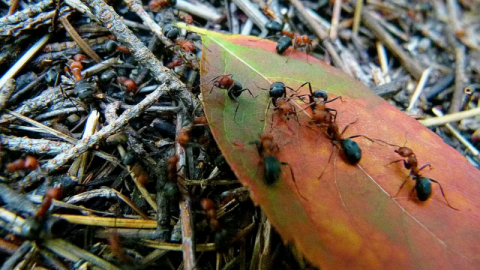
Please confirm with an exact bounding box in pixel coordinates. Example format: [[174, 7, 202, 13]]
[[385, 138, 458, 210], [318, 118, 378, 180], [255, 133, 307, 200], [206, 74, 255, 122]]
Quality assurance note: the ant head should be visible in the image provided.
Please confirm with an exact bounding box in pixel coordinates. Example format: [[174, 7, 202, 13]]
[[394, 147, 412, 157], [312, 90, 328, 101]]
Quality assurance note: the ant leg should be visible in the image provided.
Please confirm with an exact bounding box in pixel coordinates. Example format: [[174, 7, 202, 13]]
[[281, 162, 308, 201], [234, 102, 241, 124], [429, 179, 459, 210], [340, 118, 359, 136], [298, 102, 316, 112], [325, 96, 342, 104], [318, 145, 339, 181], [393, 175, 411, 197], [386, 159, 404, 166], [293, 82, 312, 94], [241, 88, 256, 98], [418, 163, 433, 173]]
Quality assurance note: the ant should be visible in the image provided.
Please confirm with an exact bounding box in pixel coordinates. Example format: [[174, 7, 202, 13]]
[[117, 77, 138, 94], [178, 11, 193, 24], [318, 118, 378, 180], [66, 54, 86, 81], [270, 95, 300, 133], [149, 0, 176, 12], [36, 187, 62, 219], [200, 198, 220, 231], [385, 138, 458, 210], [264, 20, 313, 56], [255, 133, 307, 200], [296, 82, 342, 126], [7, 156, 39, 172], [176, 39, 196, 53], [207, 74, 255, 122]]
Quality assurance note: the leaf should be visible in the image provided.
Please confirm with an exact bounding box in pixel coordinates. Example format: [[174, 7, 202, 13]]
[[179, 23, 480, 270]]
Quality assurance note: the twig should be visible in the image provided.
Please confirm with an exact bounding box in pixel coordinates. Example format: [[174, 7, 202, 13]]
[[0, 135, 73, 155], [0, 34, 50, 90], [352, 0, 363, 36], [288, 0, 348, 72], [123, 0, 172, 48], [430, 108, 480, 156], [176, 0, 222, 22], [81, 57, 119, 78], [43, 239, 122, 270], [329, 0, 342, 40], [376, 42, 390, 83], [55, 214, 157, 228], [7, 0, 20, 16], [231, 0, 269, 34], [361, 10, 423, 80], [407, 68, 432, 111], [424, 74, 455, 100], [0, 0, 53, 26], [10, 72, 47, 103], [81, 0, 194, 110], [0, 241, 32, 270], [0, 78, 16, 110], [59, 17, 102, 63], [420, 107, 480, 127], [27, 84, 166, 175], [449, 45, 466, 113], [141, 240, 216, 252]]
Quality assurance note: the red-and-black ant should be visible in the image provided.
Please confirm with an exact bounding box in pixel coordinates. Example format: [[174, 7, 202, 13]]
[[296, 82, 342, 126], [206, 74, 256, 122], [264, 20, 313, 58], [149, 0, 176, 12], [385, 138, 458, 210], [318, 118, 377, 180], [7, 156, 39, 172], [254, 133, 307, 200]]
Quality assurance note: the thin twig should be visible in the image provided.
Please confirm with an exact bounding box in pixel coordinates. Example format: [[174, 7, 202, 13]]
[[449, 45, 466, 113], [329, 0, 342, 40], [361, 10, 423, 80], [0, 78, 16, 110], [407, 68, 432, 111], [352, 0, 363, 36], [420, 107, 480, 127], [59, 17, 102, 63], [55, 214, 157, 228]]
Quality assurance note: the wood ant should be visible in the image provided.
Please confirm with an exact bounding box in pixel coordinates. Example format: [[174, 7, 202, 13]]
[[255, 133, 307, 200], [270, 95, 300, 132], [149, 0, 176, 12], [386, 139, 458, 210], [178, 11, 193, 24], [7, 156, 39, 172], [65, 54, 87, 81], [317, 118, 378, 180], [200, 198, 220, 231], [116, 77, 138, 94], [296, 82, 342, 126], [207, 74, 255, 122], [176, 39, 196, 53], [35, 187, 62, 219], [163, 24, 179, 40]]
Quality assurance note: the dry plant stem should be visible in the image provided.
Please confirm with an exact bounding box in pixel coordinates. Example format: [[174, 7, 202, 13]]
[[43, 239, 122, 270], [175, 113, 197, 270], [118, 145, 158, 211], [8, 0, 20, 15], [123, 0, 172, 47], [0, 238, 19, 255], [0, 135, 72, 155], [231, 0, 268, 33], [64, 0, 96, 20], [361, 10, 423, 80], [34, 84, 166, 174], [81, 0, 193, 110], [420, 107, 480, 127], [141, 249, 169, 266], [110, 189, 151, 219], [0, 0, 53, 26], [0, 183, 37, 215], [430, 108, 480, 156], [184, 179, 239, 185], [10, 73, 47, 103], [55, 214, 157, 228], [0, 241, 32, 270], [449, 46, 466, 113], [407, 68, 431, 111], [329, 0, 342, 40], [0, 34, 50, 90], [7, 110, 77, 144], [288, 0, 348, 72], [142, 240, 216, 252], [81, 57, 119, 78], [176, 0, 223, 22], [352, 0, 363, 35], [59, 17, 102, 63], [34, 107, 86, 121], [38, 249, 69, 270], [376, 42, 389, 82], [96, 229, 165, 239], [0, 78, 16, 110]]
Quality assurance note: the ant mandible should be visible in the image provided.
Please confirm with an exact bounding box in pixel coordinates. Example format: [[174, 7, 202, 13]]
[[386, 138, 458, 210], [255, 133, 307, 200]]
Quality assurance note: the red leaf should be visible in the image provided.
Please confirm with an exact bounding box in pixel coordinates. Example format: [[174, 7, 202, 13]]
[[183, 24, 480, 270]]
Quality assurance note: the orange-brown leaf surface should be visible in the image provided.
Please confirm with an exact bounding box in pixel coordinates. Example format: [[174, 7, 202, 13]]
[[179, 23, 480, 270]]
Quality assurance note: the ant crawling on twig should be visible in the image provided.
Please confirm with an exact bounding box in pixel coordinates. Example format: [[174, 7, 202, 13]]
[[206, 74, 256, 123], [384, 136, 458, 210], [296, 82, 343, 127], [254, 133, 307, 200], [318, 118, 378, 180]]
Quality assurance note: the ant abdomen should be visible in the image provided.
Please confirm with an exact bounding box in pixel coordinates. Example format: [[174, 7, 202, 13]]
[[263, 155, 281, 185], [415, 177, 432, 201], [340, 139, 362, 164], [276, 36, 292, 54]]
